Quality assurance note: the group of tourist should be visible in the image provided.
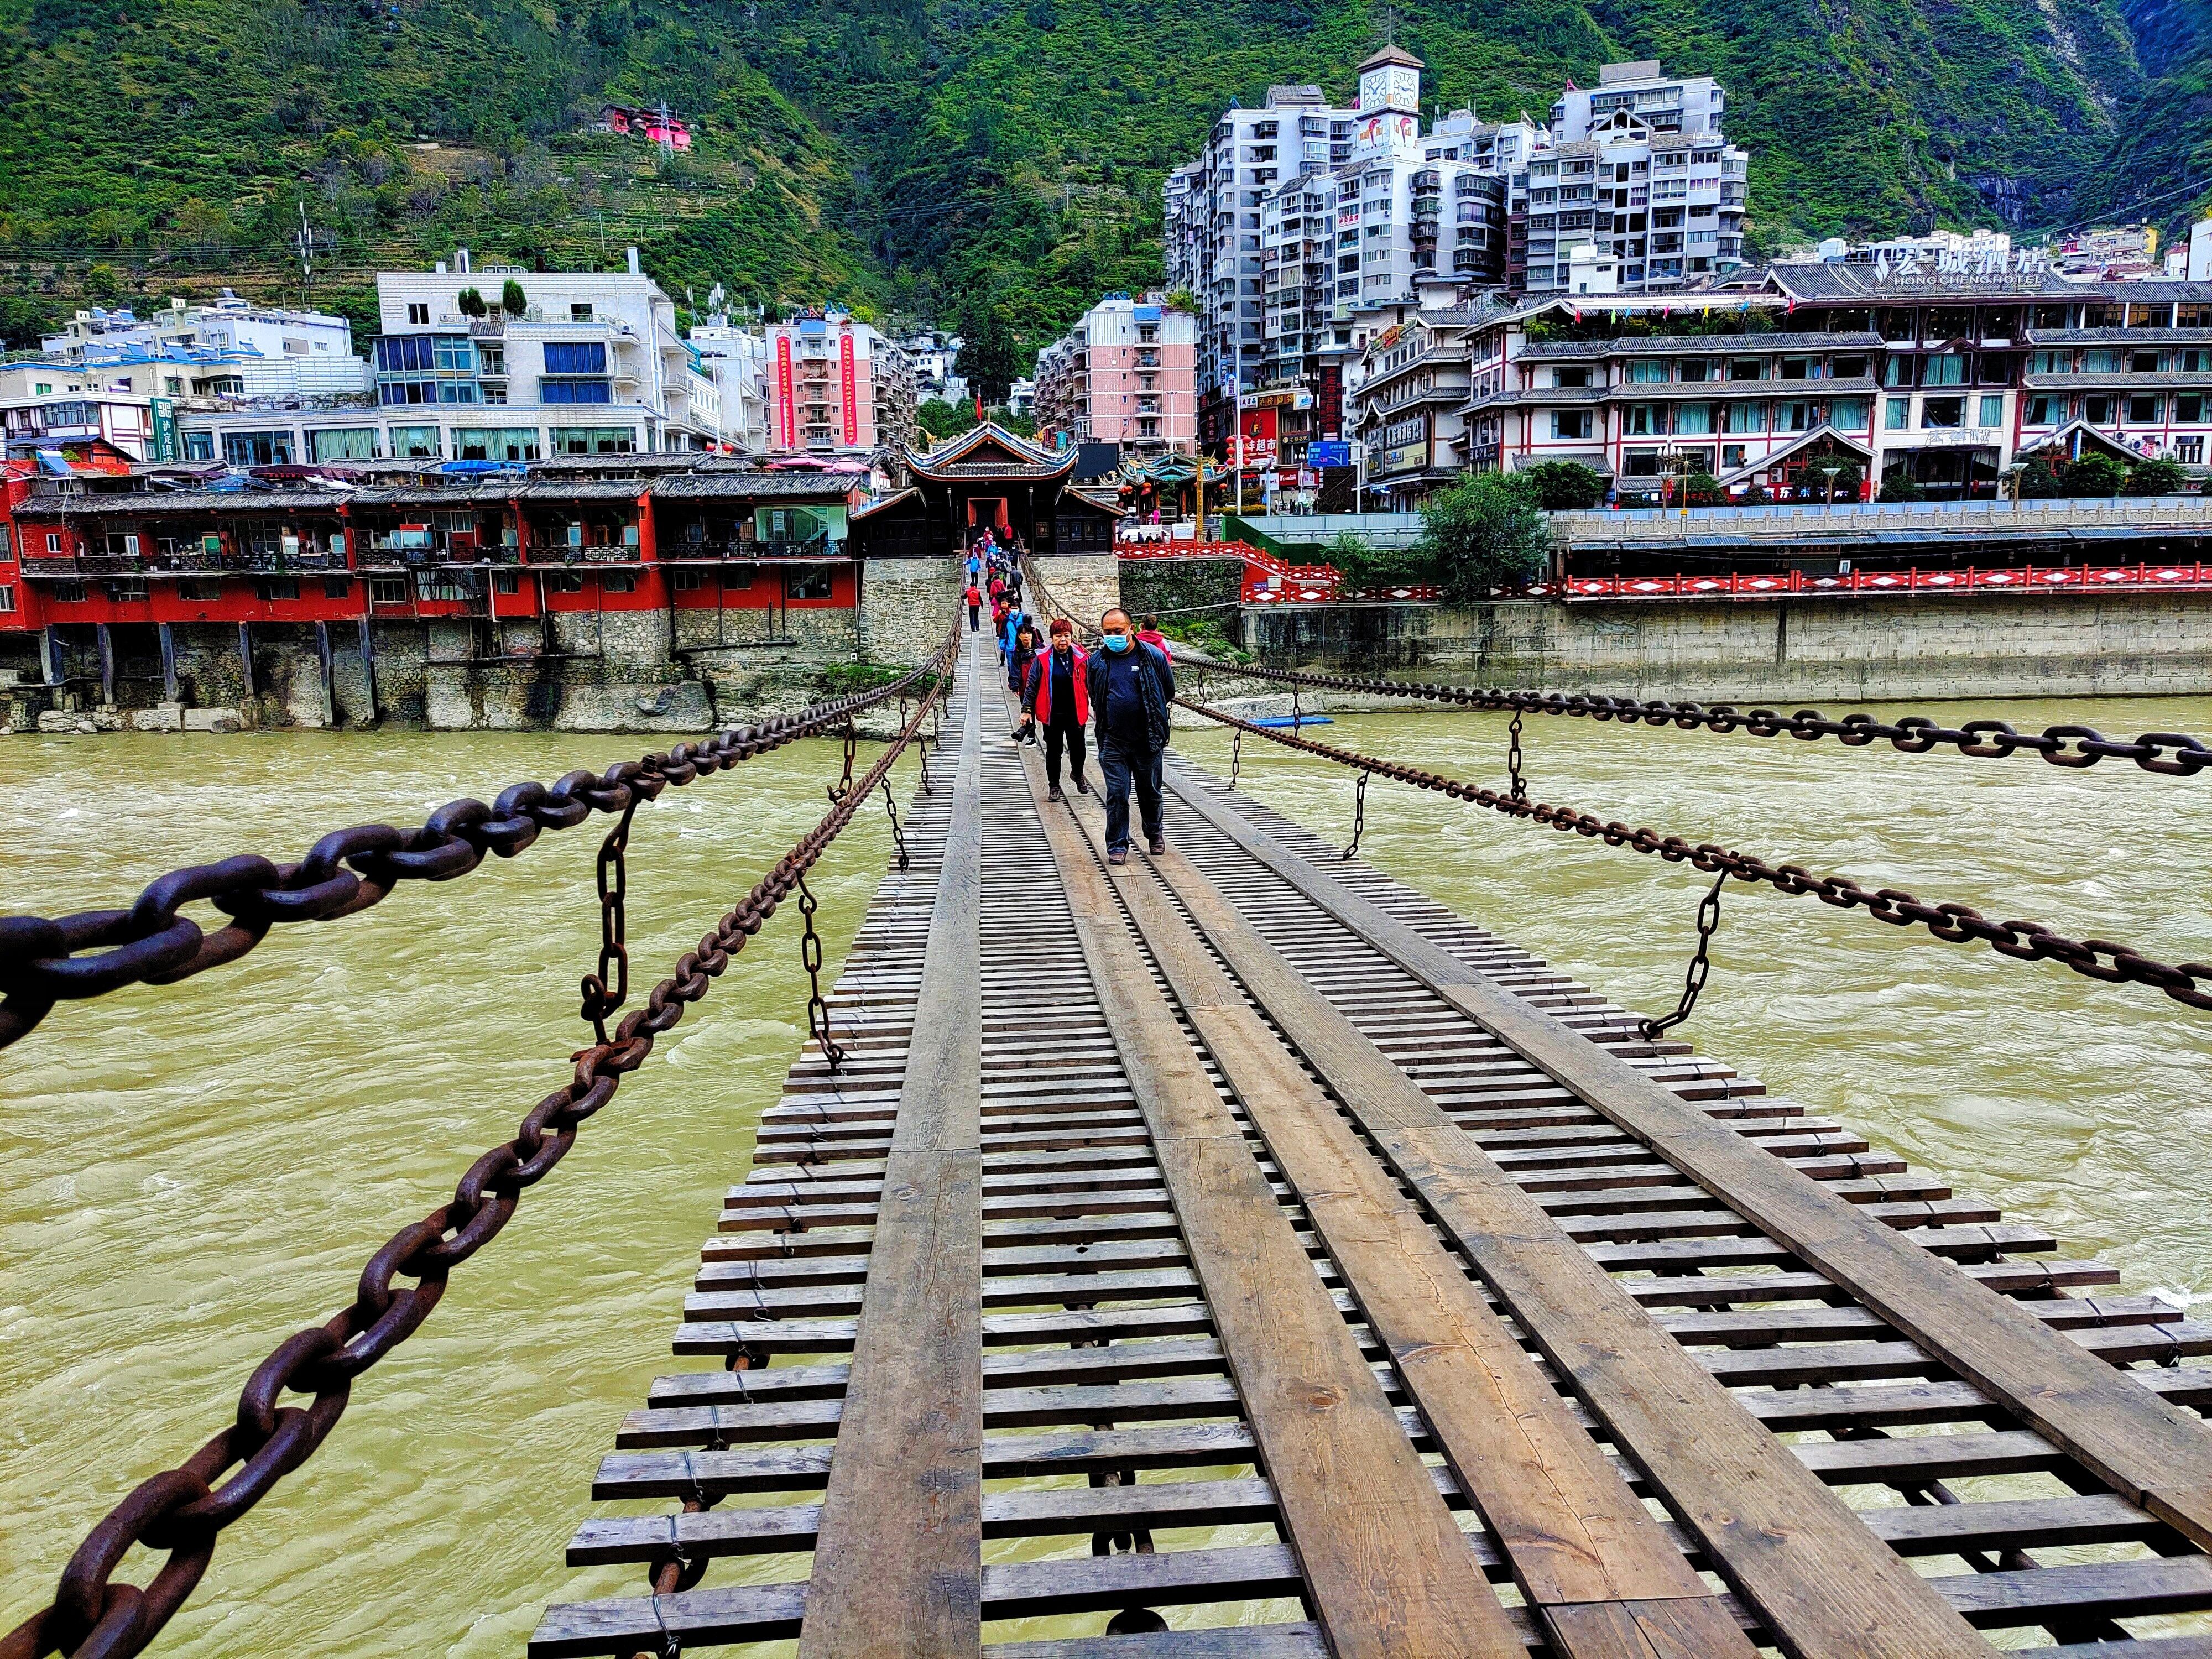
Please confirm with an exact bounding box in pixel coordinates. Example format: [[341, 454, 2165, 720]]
[[967, 536, 1176, 865]]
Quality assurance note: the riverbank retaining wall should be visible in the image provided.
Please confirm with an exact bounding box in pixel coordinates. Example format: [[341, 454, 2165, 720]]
[[1233, 593, 2212, 702]]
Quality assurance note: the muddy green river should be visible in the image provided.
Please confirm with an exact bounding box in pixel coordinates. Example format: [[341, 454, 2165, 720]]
[[4, 698, 2209, 1653]]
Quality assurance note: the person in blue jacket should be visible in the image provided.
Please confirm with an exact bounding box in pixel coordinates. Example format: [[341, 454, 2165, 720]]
[[1082, 607, 1176, 865]]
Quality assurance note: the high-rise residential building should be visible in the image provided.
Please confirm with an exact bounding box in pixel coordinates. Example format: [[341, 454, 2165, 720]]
[[764, 311, 917, 457], [1523, 61, 1748, 295], [1033, 292, 1198, 456]]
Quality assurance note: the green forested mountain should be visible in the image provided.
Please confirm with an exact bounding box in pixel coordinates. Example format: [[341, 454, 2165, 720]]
[[0, 0, 2204, 352]]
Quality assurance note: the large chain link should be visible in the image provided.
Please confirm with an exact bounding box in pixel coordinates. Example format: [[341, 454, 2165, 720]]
[[0, 655, 952, 1051], [578, 797, 643, 1046], [1177, 696, 2212, 1014], [0, 626, 958, 1659], [1180, 654, 2212, 778]]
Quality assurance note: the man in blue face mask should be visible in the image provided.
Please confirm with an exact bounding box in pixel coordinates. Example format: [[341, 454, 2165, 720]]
[[1082, 606, 1176, 865]]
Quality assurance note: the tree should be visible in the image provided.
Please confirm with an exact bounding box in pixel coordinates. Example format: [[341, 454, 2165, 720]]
[[1799, 448, 1863, 504], [1413, 473, 1552, 601], [915, 398, 976, 441], [1518, 460, 1605, 510], [2126, 456, 2188, 496], [1879, 473, 1927, 502], [457, 285, 487, 317], [2060, 453, 2127, 497], [958, 303, 1020, 406], [500, 278, 529, 316], [991, 405, 1038, 438]]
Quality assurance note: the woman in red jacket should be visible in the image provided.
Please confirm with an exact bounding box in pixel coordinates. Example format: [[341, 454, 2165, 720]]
[[965, 582, 983, 630], [1024, 618, 1090, 801]]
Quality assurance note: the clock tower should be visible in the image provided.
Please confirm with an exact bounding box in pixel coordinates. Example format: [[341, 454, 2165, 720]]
[[1357, 41, 1423, 117]]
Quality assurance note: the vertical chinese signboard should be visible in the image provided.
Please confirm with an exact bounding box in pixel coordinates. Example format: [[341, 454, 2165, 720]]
[[839, 331, 859, 448], [775, 333, 797, 450], [1318, 362, 1343, 442]]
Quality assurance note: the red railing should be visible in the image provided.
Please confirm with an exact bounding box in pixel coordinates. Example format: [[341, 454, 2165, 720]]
[[1566, 563, 2212, 601]]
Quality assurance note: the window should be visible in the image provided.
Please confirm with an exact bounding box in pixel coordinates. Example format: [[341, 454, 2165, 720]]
[[541, 379, 612, 404], [1833, 355, 1869, 379], [1722, 402, 1766, 434], [546, 571, 586, 593], [785, 565, 834, 601], [1978, 395, 2005, 428], [601, 572, 638, 593], [671, 568, 706, 592], [2086, 395, 2117, 425], [1625, 404, 1661, 436], [1921, 354, 1966, 388], [310, 429, 380, 462], [283, 337, 309, 356], [2177, 394, 2205, 423], [369, 575, 409, 604], [1829, 398, 1868, 430], [106, 533, 142, 558], [1776, 401, 1813, 433], [105, 578, 148, 603], [1678, 359, 1715, 382], [1552, 410, 1592, 439], [0, 525, 11, 562], [0, 585, 14, 614], [2083, 348, 2125, 374], [1674, 402, 1713, 435], [437, 383, 478, 404], [2178, 436, 2205, 465], [253, 577, 300, 601], [1554, 366, 1590, 388], [550, 426, 635, 455], [2024, 394, 2065, 425], [2132, 351, 2162, 374], [391, 426, 441, 458], [1729, 358, 1763, 381], [2126, 393, 2162, 424], [453, 427, 542, 461], [223, 430, 295, 467], [406, 302, 430, 325], [570, 303, 594, 321], [489, 570, 519, 594], [176, 577, 222, 602], [1921, 396, 1964, 429], [544, 341, 607, 374], [1885, 397, 1910, 430], [1627, 359, 1669, 384], [51, 579, 87, 603], [434, 337, 475, 373]]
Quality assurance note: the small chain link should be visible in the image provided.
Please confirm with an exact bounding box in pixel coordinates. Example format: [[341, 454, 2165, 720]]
[[1507, 709, 1527, 803], [579, 797, 640, 1046], [1229, 726, 1243, 791], [827, 719, 858, 804], [880, 775, 911, 871], [1342, 769, 1369, 861], [797, 874, 844, 1075], [1641, 871, 1728, 1040]]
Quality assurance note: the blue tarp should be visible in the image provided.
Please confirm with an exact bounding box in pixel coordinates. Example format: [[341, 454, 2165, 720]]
[[441, 458, 528, 476]]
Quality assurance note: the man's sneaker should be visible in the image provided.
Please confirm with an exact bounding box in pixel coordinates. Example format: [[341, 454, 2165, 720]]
[[1074, 774, 1091, 795], [1048, 786, 1065, 804], [1148, 836, 1166, 856], [1107, 848, 1128, 866]]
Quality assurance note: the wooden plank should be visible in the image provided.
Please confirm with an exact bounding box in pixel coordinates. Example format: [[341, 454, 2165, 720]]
[[797, 644, 987, 1658], [1042, 765, 1752, 1659], [1141, 774, 1995, 1658], [1165, 757, 2212, 1556], [1019, 744, 1518, 1657]]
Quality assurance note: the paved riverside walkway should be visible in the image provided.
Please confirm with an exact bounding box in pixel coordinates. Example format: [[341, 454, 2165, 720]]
[[530, 634, 2212, 1658]]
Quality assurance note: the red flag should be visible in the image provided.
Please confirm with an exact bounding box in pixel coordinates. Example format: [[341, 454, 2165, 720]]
[[975, 392, 985, 422]]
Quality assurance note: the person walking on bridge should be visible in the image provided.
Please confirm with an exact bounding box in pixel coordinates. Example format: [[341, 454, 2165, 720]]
[[1084, 607, 1175, 865], [966, 580, 983, 632], [1026, 618, 1091, 802]]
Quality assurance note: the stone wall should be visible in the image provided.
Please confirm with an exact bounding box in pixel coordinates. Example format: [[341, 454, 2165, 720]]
[[1236, 594, 2212, 702], [1119, 557, 1245, 640], [860, 556, 963, 665], [1028, 553, 1121, 632]]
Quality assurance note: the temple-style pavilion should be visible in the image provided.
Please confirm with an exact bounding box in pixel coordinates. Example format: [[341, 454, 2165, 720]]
[[849, 424, 1118, 559]]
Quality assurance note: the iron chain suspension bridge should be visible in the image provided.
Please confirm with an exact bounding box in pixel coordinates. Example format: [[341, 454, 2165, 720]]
[[7, 602, 2212, 1659]]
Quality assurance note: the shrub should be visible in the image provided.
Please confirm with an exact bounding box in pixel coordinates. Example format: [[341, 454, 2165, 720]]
[[500, 278, 528, 316], [1684, 471, 1724, 507], [2126, 456, 2188, 496], [1518, 460, 1606, 510], [2059, 453, 2127, 497], [1879, 474, 1927, 502], [1413, 472, 1552, 600], [457, 286, 486, 318]]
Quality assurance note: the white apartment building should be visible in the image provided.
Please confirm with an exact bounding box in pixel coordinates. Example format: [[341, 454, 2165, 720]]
[[688, 322, 773, 454], [40, 293, 371, 400], [171, 250, 723, 466], [1524, 61, 1748, 295]]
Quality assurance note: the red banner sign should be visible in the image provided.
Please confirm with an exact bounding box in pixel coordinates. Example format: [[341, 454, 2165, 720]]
[[839, 332, 859, 448], [775, 333, 796, 450]]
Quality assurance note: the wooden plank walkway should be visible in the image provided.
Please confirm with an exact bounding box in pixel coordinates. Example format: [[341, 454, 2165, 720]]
[[530, 637, 2212, 1658]]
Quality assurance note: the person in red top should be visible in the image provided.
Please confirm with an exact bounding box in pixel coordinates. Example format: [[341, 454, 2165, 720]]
[[1024, 618, 1091, 802], [965, 582, 983, 630], [1135, 614, 1170, 653], [988, 573, 1005, 604]]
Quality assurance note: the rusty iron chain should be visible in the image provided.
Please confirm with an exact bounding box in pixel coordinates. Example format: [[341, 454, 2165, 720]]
[[1177, 696, 2212, 1015], [796, 872, 844, 1076], [1342, 769, 1369, 861], [1507, 709, 1527, 803], [828, 719, 858, 804], [1178, 654, 2212, 778], [880, 774, 911, 871], [0, 627, 958, 1659], [1229, 727, 1243, 791], [0, 655, 950, 1052], [1641, 871, 1728, 1040], [579, 797, 642, 1046]]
